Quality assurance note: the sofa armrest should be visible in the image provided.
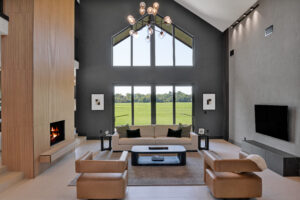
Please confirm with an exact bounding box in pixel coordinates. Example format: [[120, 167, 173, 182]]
[[190, 132, 198, 148], [190, 132, 198, 138], [75, 151, 129, 173], [239, 151, 249, 159], [112, 132, 120, 150], [204, 150, 262, 173]]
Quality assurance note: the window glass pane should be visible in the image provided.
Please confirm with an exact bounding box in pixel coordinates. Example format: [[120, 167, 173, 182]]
[[175, 86, 192, 125], [155, 26, 173, 66], [156, 86, 173, 124], [175, 39, 193, 66], [114, 86, 132, 126], [113, 37, 131, 66], [175, 27, 193, 66], [133, 26, 150, 66], [134, 86, 151, 125]]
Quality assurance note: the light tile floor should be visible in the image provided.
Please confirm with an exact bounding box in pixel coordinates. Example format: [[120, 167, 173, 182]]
[[0, 139, 299, 200]]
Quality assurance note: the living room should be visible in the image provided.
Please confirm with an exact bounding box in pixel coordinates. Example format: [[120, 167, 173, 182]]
[[0, 0, 299, 199]]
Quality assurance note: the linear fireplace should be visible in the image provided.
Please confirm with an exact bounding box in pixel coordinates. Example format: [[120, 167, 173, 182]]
[[50, 120, 65, 146]]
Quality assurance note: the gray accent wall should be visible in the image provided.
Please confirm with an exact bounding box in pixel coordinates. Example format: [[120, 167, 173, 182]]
[[229, 0, 300, 156], [76, 0, 228, 139]]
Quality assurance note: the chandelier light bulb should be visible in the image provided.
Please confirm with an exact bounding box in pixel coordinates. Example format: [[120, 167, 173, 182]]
[[152, 8, 158, 16], [140, 2, 146, 9], [133, 31, 139, 38], [147, 7, 153, 15], [160, 31, 165, 39], [129, 30, 135, 36], [164, 16, 172, 25], [139, 7, 146, 15], [148, 27, 154, 35], [127, 15, 136, 25], [153, 2, 159, 10]]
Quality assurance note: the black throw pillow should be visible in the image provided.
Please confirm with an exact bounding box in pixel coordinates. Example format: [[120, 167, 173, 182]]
[[127, 129, 141, 138], [167, 128, 182, 138]]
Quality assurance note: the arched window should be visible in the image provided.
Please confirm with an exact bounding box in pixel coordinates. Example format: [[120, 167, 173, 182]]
[[112, 15, 194, 67]]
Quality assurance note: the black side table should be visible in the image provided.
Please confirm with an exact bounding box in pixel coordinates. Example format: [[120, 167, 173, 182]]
[[100, 134, 112, 151], [198, 134, 209, 150]]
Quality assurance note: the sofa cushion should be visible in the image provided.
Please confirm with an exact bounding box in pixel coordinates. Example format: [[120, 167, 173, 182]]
[[119, 137, 156, 145], [167, 128, 182, 138], [126, 129, 141, 138], [155, 137, 192, 145], [130, 125, 154, 137], [78, 173, 124, 181], [155, 125, 179, 137], [116, 125, 129, 138], [179, 124, 192, 138]]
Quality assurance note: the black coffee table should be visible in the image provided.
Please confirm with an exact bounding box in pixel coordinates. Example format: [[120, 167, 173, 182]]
[[131, 145, 186, 166]]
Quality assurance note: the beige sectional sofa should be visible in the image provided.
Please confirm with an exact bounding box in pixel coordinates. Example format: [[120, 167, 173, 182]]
[[112, 125, 198, 151]]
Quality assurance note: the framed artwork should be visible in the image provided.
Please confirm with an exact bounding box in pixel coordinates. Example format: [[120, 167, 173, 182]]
[[203, 94, 215, 110], [91, 94, 104, 110]]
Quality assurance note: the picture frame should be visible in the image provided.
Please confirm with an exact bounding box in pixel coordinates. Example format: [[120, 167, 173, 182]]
[[203, 94, 215, 110], [91, 94, 104, 110]]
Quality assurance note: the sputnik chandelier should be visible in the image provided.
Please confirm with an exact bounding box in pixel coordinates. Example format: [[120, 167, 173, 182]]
[[127, 2, 172, 42]]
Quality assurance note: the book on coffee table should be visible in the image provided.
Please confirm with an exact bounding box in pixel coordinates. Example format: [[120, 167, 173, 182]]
[[152, 155, 164, 161]]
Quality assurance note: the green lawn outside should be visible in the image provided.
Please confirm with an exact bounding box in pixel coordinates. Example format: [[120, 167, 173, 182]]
[[114, 102, 192, 126]]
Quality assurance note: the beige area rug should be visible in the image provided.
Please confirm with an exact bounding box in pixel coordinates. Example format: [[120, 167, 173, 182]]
[[69, 151, 204, 186]]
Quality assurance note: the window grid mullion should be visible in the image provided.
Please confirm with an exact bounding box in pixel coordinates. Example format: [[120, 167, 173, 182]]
[[130, 35, 133, 67], [131, 86, 134, 125], [172, 25, 175, 67], [173, 85, 176, 124], [151, 85, 156, 125]]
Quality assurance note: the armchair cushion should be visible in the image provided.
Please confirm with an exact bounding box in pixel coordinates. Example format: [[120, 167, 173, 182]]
[[204, 151, 262, 173], [78, 173, 124, 181], [76, 151, 129, 173], [247, 154, 267, 171]]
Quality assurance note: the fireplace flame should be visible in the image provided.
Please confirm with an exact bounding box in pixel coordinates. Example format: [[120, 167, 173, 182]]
[[50, 126, 60, 142]]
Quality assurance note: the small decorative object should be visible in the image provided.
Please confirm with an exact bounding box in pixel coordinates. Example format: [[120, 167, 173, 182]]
[[91, 94, 104, 110], [105, 130, 110, 135], [203, 94, 216, 110], [198, 128, 205, 135], [152, 155, 164, 161]]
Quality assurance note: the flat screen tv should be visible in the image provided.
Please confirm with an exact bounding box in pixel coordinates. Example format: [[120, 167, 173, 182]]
[[255, 105, 288, 141]]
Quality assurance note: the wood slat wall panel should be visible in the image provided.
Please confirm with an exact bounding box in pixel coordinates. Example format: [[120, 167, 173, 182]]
[[2, 0, 34, 178], [1, 0, 74, 178], [33, 0, 75, 176]]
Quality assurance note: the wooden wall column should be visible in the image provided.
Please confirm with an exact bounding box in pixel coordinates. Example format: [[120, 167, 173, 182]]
[[2, 0, 74, 178]]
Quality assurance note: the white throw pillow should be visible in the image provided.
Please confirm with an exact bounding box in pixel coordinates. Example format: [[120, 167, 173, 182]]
[[247, 154, 267, 171]]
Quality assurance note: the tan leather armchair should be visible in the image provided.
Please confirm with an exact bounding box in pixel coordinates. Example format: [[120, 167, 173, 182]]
[[75, 151, 129, 199], [204, 151, 262, 199]]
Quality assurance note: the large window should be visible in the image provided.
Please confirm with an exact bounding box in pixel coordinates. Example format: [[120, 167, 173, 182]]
[[112, 15, 193, 67], [175, 27, 193, 66], [114, 86, 132, 126], [113, 36, 131, 66], [155, 27, 173, 66], [114, 85, 193, 126], [134, 86, 151, 125], [175, 86, 192, 124], [156, 86, 173, 124], [133, 26, 150, 66]]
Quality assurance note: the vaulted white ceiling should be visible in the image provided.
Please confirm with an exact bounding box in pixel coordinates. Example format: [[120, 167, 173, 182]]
[[175, 0, 258, 32]]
